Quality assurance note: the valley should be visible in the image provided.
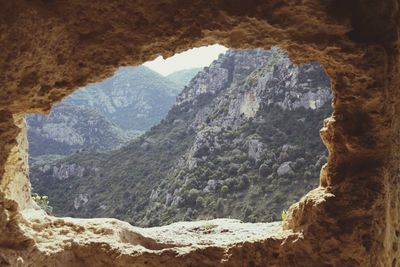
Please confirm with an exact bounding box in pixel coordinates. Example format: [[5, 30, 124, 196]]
[[29, 48, 332, 227]]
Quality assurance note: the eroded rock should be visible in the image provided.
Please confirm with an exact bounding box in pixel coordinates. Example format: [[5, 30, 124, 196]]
[[0, 0, 399, 266]]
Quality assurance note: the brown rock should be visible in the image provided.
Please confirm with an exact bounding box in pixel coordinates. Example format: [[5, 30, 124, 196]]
[[0, 0, 399, 266]]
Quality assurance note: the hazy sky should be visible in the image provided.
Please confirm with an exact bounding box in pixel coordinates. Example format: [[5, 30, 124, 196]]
[[143, 44, 228, 76]]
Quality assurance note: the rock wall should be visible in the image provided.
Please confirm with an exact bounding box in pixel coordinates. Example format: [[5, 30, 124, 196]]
[[0, 0, 399, 266]]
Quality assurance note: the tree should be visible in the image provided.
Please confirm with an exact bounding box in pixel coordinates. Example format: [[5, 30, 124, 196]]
[[259, 163, 269, 177], [196, 196, 205, 208], [187, 188, 200, 205], [216, 199, 224, 215], [221, 185, 229, 196], [184, 208, 195, 220]]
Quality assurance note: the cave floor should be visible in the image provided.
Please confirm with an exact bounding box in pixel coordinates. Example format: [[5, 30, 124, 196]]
[[21, 209, 289, 255]]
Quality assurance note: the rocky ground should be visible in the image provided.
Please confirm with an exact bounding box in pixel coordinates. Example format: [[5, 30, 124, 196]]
[[20, 207, 290, 266]]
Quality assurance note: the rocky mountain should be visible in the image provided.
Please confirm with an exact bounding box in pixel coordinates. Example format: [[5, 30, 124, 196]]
[[30, 48, 332, 227], [166, 68, 203, 89], [65, 66, 181, 131], [27, 104, 131, 157], [27, 66, 192, 157]]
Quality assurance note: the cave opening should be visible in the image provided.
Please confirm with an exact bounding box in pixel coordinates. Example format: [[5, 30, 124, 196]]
[[25, 45, 332, 229], [1, 1, 397, 265]]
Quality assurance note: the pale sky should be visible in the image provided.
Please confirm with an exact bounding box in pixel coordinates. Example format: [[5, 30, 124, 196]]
[[143, 44, 228, 76]]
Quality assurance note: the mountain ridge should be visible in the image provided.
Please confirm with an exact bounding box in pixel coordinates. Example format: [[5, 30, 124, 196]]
[[166, 68, 203, 89], [27, 66, 202, 158]]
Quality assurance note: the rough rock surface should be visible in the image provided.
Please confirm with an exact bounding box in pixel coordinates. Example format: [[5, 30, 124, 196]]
[[0, 1, 399, 266], [277, 162, 293, 177], [19, 210, 290, 267]]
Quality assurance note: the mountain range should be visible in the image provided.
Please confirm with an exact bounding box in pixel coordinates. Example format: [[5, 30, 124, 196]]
[[29, 48, 332, 227], [27, 66, 200, 158]]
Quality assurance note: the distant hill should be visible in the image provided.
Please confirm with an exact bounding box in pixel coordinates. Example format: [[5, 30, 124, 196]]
[[65, 66, 180, 131], [27, 66, 181, 157], [30, 48, 332, 227], [166, 68, 202, 89], [27, 104, 131, 157]]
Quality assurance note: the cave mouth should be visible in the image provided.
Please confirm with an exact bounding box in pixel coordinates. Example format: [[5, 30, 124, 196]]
[[25, 45, 332, 228], [1, 0, 397, 265]]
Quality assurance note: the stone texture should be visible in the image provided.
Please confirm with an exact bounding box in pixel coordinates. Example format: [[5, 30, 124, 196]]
[[277, 161, 294, 176], [0, 0, 399, 266]]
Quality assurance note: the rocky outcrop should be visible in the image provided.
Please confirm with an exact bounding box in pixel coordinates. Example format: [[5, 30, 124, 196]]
[[247, 139, 264, 162], [74, 193, 89, 209], [277, 161, 293, 176], [0, 1, 399, 266], [176, 49, 273, 106], [52, 163, 85, 180]]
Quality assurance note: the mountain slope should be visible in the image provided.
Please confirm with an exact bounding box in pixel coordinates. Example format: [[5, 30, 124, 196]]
[[30, 48, 332, 227], [65, 66, 180, 131], [166, 68, 202, 89], [27, 66, 181, 157], [27, 104, 131, 157]]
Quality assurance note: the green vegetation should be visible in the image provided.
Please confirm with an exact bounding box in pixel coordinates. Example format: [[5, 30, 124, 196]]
[[32, 193, 53, 214], [27, 104, 132, 157], [202, 223, 218, 230], [27, 66, 189, 157], [281, 210, 287, 221]]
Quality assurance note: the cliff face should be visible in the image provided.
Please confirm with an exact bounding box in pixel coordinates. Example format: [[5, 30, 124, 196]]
[[153, 48, 331, 225], [0, 1, 399, 266], [30, 48, 332, 227]]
